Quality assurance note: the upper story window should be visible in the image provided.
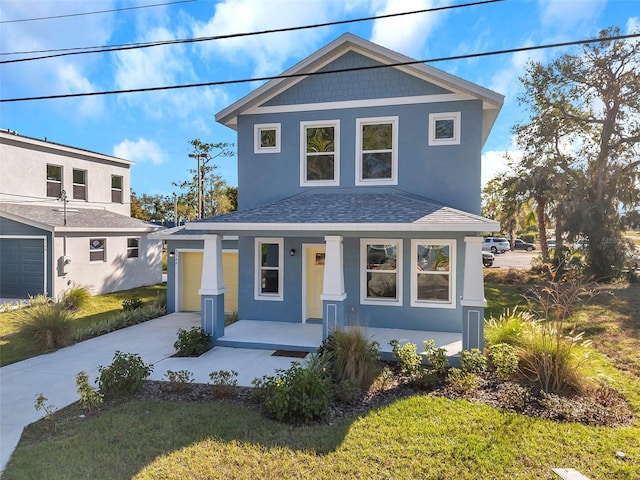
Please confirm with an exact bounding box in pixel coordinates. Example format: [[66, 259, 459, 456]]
[[254, 123, 281, 153], [111, 175, 123, 203], [411, 239, 456, 308], [255, 238, 283, 301], [361, 239, 402, 306], [73, 169, 87, 200], [429, 112, 461, 146], [356, 117, 398, 186], [127, 238, 139, 258], [46, 164, 62, 198], [90, 238, 106, 262], [300, 120, 340, 186]]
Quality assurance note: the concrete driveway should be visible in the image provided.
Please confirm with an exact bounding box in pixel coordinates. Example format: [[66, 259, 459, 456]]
[[0, 313, 301, 473]]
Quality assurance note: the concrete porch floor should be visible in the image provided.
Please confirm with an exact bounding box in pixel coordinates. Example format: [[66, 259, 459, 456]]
[[218, 320, 463, 357]]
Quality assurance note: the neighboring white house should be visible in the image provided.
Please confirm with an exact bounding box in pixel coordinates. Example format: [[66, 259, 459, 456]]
[[0, 129, 163, 300]]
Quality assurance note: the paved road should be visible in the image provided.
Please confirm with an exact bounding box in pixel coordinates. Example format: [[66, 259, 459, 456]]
[[488, 250, 539, 270]]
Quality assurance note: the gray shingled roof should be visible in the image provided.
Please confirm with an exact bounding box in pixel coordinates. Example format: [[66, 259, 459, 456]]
[[0, 203, 159, 231], [187, 192, 496, 231]]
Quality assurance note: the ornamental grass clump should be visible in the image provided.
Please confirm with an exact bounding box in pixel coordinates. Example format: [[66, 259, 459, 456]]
[[14, 303, 75, 353], [484, 307, 533, 347]]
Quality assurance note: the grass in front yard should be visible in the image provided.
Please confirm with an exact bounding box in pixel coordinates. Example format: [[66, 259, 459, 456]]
[[5, 394, 639, 479], [0, 284, 166, 367]]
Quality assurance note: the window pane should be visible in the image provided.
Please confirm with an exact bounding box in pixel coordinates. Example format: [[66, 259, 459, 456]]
[[127, 238, 139, 248], [261, 270, 279, 294], [417, 273, 450, 302], [73, 169, 86, 184], [47, 182, 62, 198], [306, 126, 334, 153], [90, 239, 105, 262], [367, 272, 397, 299], [306, 154, 334, 181], [47, 165, 61, 181], [367, 244, 396, 269], [261, 243, 279, 268], [416, 245, 450, 271], [362, 152, 392, 179], [435, 119, 454, 139], [112, 176, 122, 189], [111, 189, 122, 203], [362, 123, 392, 150], [260, 129, 276, 148]]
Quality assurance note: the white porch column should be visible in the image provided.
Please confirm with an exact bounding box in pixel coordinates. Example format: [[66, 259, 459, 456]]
[[199, 234, 226, 296], [321, 235, 346, 301], [460, 236, 486, 307]]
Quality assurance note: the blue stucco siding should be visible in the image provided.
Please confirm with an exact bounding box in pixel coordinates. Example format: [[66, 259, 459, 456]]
[[236, 232, 470, 334], [265, 51, 452, 106], [237, 99, 483, 213]]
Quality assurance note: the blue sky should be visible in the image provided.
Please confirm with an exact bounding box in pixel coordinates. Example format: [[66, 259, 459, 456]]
[[1, 0, 637, 196]]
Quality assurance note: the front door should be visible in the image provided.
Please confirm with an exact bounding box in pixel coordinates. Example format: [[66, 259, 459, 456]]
[[305, 245, 325, 321]]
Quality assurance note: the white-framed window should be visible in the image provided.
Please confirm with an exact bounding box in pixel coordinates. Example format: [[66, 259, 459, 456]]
[[428, 112, 461, 146], [255, 238, 284, 301], [111, 175, 123, 203], [73, 169, 87, 200], [254, 123, 281, 153], [360, 239, 402, 306], [127, 238, 139, 258], [411, 239, 456, 308], [90, 238, 106, 262], [355, 116, 398, 186], [47, 164, 62, 198], [300, 120, 340, 186]]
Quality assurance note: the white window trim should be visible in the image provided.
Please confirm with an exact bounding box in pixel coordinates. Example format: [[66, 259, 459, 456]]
[[254, 237, 284, 301], [429, 112, 461, 146], [254, 123, 281, 154], [90, 238, 106, 263], [410, 239, 456, 309], [360, 238, 402, 306], [355, 116, 398, 186], [299, 119, 340, 186], [127, 237, 140, 259]]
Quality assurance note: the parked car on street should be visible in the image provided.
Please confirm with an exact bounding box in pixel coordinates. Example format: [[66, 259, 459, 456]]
[[482, 237, 510, 254], [573, 238, 589, 249], [482, 251, 495, 267], [513, 238, 536, 251]]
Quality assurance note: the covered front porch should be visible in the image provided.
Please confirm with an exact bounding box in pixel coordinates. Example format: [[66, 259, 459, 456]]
[[217, 319, 463, 360]]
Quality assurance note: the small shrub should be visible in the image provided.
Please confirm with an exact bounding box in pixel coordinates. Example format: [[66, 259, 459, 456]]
[[369, 366, 396, 393], [34, 393, 56, 421], [459, 348, 486, 373], [165, 370, 195, 392], [209, 369, 238, 398], [319, 329, 381, 388], [488, 343, 519, 379], [413, 369, 441, 390], [423, 340, 449, 377], [389, 340, 423, 376], [174, 327, 211, 357], [252, 359, 332, 423], [497, 382, 532, 411], [333, 379, 360, 404], [97, 351, 153, 396], [484, 307, 533, 347], [14, 304, 74, 353], [60, 285, 91, 311], [76, 371, 103, 412], [28, 294, 53, 308], [122, 297, 143, 311], [447, 368, 479, 395]]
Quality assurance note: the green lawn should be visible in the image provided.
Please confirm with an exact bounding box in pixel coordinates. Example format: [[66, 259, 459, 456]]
[[0, 284, 166, 367], [3, 282, 639, 479]]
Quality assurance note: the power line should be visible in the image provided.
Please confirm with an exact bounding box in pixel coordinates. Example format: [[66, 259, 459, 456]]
[[3, 32, 637, 104], [0, 0, 505, 63], [0, 0, 198, 24]]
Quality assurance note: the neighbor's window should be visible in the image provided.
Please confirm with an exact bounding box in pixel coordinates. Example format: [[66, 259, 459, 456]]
[[356, 117, 398, 185], [411, 239, 456, 308], [300, 120, 340, 186], [361, 239, 402, 305], [72, 169, 87, 200], [90, 238, 106, 262], [429, 112, 461, 146], [127, 238, 139, 258], [254, 123, 281, 153], [47, 164, 62, 198], [111, 175, 123, 203], [255, 238, 283, 300]]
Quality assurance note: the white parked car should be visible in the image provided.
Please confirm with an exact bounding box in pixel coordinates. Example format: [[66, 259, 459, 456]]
[[482, 237, 510, 254]]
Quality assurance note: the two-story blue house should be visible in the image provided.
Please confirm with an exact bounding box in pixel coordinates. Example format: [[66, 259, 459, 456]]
[[160, 33, 502, 356]]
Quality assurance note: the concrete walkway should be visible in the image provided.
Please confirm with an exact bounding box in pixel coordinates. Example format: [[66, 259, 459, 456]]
[[0, 313, 302, 473]]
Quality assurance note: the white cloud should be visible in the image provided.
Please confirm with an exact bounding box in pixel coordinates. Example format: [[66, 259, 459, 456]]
[[537, 0, 606, 33], [370, 0, 448, 58], [488, 38, 547, 100], [481, 150, 518, 187], [113, 138, 165, 165], [626, 17, 640, 34]]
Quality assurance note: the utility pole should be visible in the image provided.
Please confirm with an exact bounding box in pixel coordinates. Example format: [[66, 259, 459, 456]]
[[173, 192, 178, 227]]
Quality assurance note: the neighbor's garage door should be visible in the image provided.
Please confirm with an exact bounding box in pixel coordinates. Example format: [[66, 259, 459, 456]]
[[180, 251, 238, 313], [0, 238, 45, 299]]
